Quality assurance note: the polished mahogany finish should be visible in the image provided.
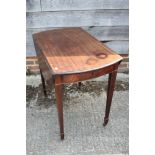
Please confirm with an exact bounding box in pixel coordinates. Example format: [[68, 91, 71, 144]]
[[33, 28, 123, 140]]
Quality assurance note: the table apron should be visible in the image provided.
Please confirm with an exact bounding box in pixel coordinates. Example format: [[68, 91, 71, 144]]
[[55, 62, 120, 85]]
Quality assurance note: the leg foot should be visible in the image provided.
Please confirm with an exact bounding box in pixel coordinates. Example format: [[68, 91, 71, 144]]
[[60, 133, 64, 140], [103, 118, 109, 126]]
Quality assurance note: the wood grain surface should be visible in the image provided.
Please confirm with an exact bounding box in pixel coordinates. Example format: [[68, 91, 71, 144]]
[[33, 28, 122, 74], [27, 26, 129, 44], [27, 40, 129, 56], [27, 26, 129, 56]]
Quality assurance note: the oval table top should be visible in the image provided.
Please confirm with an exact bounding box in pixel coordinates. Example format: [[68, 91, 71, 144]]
[[33, 28, 123, 75]]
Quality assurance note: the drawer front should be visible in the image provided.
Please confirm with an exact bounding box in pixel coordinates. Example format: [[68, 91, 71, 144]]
[[61, 63, 119, 84]]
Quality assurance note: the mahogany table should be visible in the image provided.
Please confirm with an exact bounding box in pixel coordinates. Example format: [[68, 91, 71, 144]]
[[33, 28, 123, 140]]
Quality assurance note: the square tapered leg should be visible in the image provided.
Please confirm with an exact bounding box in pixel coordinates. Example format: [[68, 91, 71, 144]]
[[55, 81, 64, 140], [40, 69, 47, 97], [103, 70, 117, 126]]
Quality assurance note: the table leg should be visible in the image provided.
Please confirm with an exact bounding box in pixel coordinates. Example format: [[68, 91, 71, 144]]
[[55, 83, 64, 140], [77, 82, 82, 89], [40, 69, 47, 96], [103, 70, 117, 126]]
